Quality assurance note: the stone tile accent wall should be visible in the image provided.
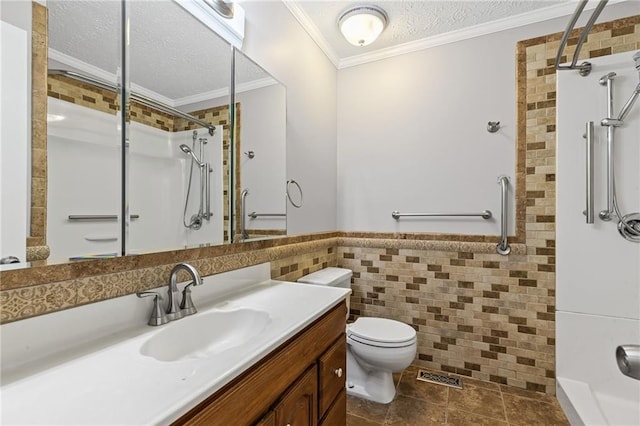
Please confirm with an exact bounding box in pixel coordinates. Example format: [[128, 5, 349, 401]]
[[29, 3, 48, 251], [336, 16, 640, 396]]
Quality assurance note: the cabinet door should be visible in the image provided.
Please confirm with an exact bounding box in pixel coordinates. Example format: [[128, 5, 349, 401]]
[[275, 365, 318, 426], [318, 335, 346, 418], [256, 411, 275, 426], [320, 389, 346, 426]]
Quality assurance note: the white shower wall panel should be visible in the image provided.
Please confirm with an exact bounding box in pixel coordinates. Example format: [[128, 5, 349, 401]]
[[556, 51, 640, 320], [47, 98, 120, 261], [128, 123, 184, 253]]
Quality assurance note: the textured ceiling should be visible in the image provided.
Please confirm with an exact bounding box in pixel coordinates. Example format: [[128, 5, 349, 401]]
[[47, 0, 267, 103], [291, 0, 568, 60]]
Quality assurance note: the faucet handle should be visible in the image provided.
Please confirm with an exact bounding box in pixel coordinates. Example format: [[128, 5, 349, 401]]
[[137, 291, 169, 326], [180, 282, 197, 316]]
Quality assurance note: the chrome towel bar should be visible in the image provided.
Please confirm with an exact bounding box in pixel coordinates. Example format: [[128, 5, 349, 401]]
[[392, 211, 492, 220], [68, 215, 139, 221], [248, 212, 286, 219]]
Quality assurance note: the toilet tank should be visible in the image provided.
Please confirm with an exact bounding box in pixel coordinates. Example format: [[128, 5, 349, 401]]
[[297, 267, 352, 289]]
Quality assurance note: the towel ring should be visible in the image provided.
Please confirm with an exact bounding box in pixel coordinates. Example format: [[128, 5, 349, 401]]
[[286, 179, 303, 208]]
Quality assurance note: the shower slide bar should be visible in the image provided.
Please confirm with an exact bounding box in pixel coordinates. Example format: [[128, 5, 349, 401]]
[[68, 214, 139, 221], [555, 0, 607, 77], [391, 211, 492, 220], [48, 69, 216, 135], [248, 212, 286, 219]]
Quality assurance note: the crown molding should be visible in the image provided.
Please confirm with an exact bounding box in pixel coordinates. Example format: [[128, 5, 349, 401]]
[[282, 0, 340, 68], [172, 77, 278, 107], [285, 0, 629, 70]]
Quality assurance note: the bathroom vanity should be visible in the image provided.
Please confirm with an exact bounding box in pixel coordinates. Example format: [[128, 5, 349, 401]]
[[0, 264, 350, 425], [176, 302, 346, 425]]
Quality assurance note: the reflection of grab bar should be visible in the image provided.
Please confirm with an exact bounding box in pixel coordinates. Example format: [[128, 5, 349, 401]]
[[286, 179, 303, 208], [555, 0, 607, 77], [240, 189, 249, 240], [68, 215, 139, 221], [496, 176, 511, 256], [392, 211, 492, 220], [248, 212, 286, 219]]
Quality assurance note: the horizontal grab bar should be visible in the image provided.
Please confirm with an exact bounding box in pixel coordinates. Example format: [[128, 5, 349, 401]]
[[248, 212, 286, 219], [68, 215, 139, 221], [392, 211, 492, 220]]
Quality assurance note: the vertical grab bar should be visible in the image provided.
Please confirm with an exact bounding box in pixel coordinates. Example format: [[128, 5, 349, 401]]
[[496, 176, 511, 256], [585, 121, 595, 224], [240, 189, 249, 240], [205, 163, 211, 221]]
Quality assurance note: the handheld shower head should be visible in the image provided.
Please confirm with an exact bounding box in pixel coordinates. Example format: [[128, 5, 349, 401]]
[[633, 51, 640, 72], [179, 144, 204, 167]]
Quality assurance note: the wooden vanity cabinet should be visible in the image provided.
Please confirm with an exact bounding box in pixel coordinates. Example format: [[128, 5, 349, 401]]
[[174, 301, 347, 426]]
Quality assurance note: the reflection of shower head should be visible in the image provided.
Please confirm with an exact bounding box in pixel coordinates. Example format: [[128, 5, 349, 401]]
[[179, 144, 204, 167], [634, 51, 640, 72]]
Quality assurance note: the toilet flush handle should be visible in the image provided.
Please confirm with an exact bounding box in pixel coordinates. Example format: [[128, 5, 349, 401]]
[[334, 368, 343, 378]]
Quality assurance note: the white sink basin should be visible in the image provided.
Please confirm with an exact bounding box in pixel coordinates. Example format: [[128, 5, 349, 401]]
[[140, 308, 271, 362]]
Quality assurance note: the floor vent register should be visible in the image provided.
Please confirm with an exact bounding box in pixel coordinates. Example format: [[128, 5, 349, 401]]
[[416, 370, 463, 389]]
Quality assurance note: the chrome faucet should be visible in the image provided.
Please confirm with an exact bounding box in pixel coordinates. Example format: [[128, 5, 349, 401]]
[[166, 263, 202, 321]]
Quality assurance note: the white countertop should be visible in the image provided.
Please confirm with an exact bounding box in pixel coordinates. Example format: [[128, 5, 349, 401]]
[[1, 264, 349, 425]]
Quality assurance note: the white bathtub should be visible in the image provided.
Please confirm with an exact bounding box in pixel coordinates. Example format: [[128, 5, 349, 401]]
[[556, 311, 640, 426]]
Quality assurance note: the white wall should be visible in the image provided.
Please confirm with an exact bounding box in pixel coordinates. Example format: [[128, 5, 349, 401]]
[[0, 21, 28, 262], [241, 1, 338, 234], [238, 84, 287, 232], [336, 2, 639, 235]]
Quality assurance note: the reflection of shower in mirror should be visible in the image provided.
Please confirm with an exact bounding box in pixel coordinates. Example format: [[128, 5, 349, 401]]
[[181, 131, 213, 230]]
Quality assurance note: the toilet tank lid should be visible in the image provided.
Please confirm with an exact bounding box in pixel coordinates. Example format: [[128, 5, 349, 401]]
[[297, 267, 352, 286]]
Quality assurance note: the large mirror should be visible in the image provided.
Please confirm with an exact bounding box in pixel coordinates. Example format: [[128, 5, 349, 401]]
[[0, 0, 288, 270], [232, 49, 287, 242]]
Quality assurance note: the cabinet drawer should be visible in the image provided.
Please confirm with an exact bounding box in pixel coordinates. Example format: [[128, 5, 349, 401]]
[[318, 335, 346, 417]]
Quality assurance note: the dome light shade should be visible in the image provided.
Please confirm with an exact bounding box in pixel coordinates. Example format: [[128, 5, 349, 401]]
[[338, 6, 388, 47]]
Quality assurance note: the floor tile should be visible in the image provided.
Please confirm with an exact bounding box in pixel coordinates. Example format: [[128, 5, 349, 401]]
[[346, 395, 390, 422], [446, 407, 509, 426], [396, 366, 449, 405], [503, 393, 570, 426], [448, 384, 506, 421], [499, 384, 558, 405], [384, 394, 446, 425], [347, 413, 383, 426]]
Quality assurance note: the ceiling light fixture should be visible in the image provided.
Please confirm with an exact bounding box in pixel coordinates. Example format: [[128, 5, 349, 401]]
[[338, 5, 388, 47], [203, 0, 234, 19]]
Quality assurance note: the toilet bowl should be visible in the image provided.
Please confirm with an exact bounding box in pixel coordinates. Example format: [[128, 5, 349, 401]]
[[297, 267, 417, 404]]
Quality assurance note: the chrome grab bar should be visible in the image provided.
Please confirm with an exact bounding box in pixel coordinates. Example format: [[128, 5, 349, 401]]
[[49, 69, 216, 134], [248, 212, 286, 219], [240, 189, 249, 240], [204, 163, 212, 221], [555, 0, 608, 77], [392, 211, 492, 220], [496, 176, 511, 256], [584, 121, 595, 224], [68, 214, 139, 221]]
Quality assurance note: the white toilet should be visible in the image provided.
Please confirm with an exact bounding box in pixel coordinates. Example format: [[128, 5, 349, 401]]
[[298, 267, 417, 404]]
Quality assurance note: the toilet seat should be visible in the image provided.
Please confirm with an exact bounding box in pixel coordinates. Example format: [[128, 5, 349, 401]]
[[347, 317, 417, 348]]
